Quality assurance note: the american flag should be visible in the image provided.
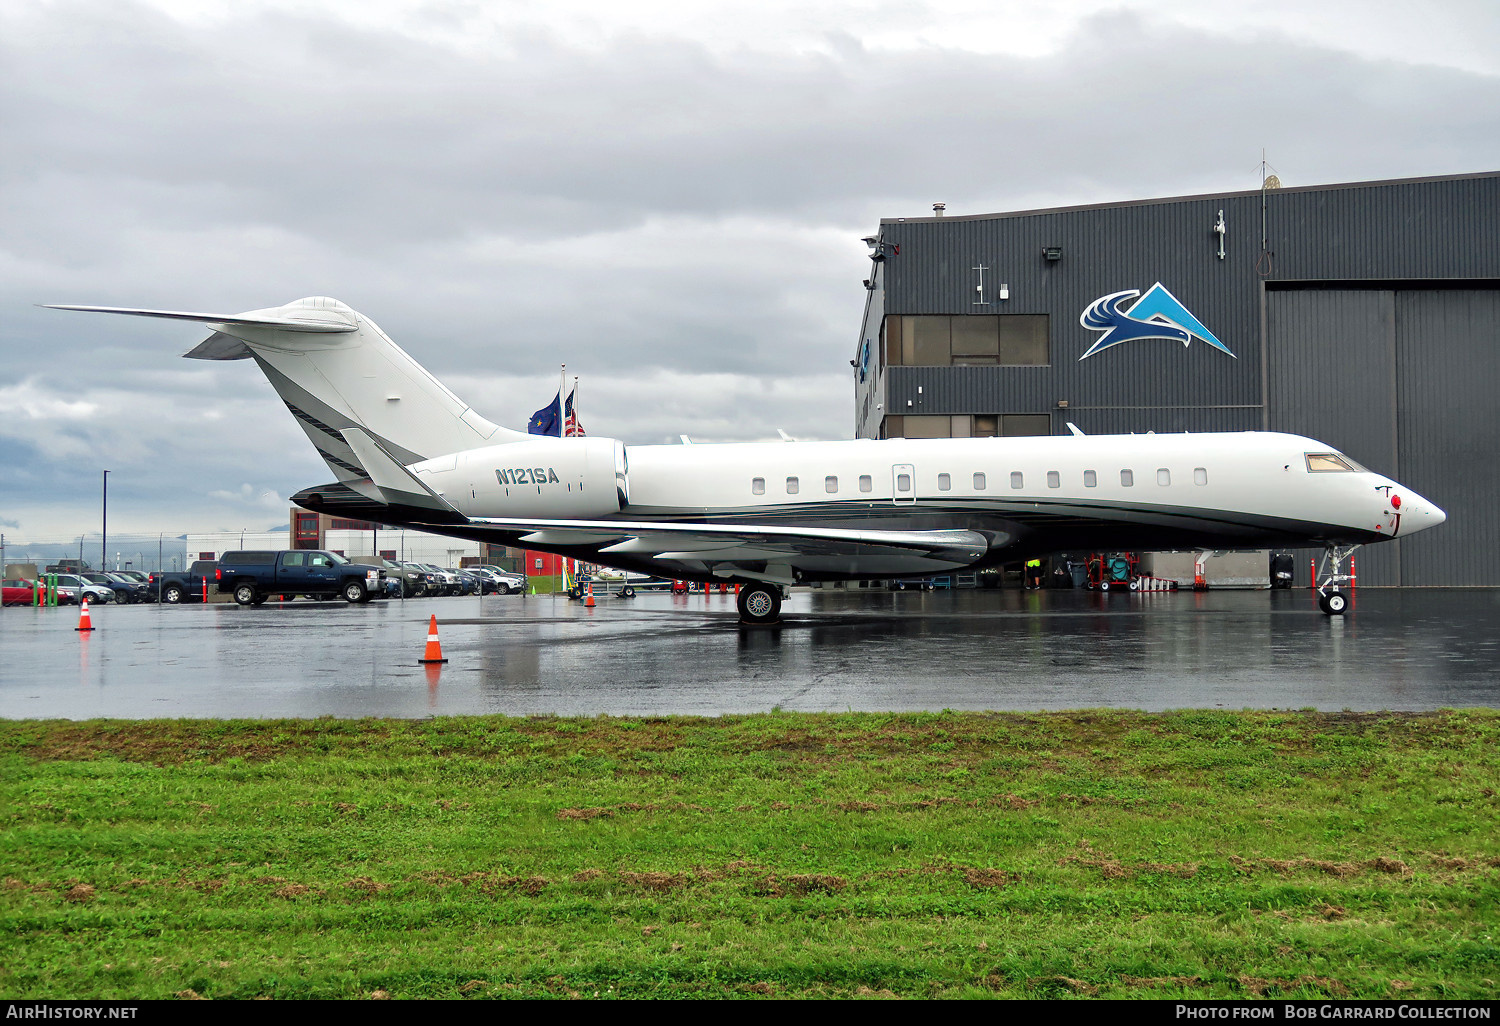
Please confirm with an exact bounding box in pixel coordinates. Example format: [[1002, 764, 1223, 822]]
[[564, 387, 585, 437]]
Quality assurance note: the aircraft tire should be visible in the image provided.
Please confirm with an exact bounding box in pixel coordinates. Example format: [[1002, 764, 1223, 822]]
[[1320, 591, 1348, 616], [737, 584, 781, 625]]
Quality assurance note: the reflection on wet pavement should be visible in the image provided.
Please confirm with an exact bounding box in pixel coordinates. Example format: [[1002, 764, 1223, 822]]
[[2, 587, 1498, 718]]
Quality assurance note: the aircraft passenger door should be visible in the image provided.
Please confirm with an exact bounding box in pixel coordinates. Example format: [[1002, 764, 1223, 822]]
[[892, 464, 916, 505]]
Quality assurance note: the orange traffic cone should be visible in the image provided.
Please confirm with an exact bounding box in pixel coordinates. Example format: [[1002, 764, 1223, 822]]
[[418, 614, 447, 663], [584, 582, 595, 607], [75, 596, 96, 632]]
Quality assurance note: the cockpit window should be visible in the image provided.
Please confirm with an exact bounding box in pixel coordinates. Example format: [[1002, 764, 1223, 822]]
[[1305, 452, 1359, 472]]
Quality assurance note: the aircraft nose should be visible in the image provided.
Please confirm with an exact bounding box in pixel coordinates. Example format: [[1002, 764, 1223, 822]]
[[1396, 489, 1447, 532]]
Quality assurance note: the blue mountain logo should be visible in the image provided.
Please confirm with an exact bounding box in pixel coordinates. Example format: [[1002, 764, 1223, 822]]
[[1078, 283, 1234, 360]]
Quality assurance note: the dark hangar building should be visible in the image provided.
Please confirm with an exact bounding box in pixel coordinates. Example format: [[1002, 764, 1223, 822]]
[[852, 170, 1500, 587]]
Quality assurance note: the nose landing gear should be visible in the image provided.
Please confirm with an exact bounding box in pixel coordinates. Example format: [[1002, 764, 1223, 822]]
[[1315, 544, 1359, 616]]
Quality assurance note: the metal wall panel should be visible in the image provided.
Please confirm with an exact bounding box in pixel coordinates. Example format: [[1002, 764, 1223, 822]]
[[1394, 290, 1500, 586], [1266, 290, 1400, 586]]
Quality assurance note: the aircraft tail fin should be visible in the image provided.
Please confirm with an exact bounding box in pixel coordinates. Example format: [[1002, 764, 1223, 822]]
[[47, 297, 529, 478]]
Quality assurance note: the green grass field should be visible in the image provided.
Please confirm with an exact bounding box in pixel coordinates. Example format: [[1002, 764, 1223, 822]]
[[2, 710, 1497, 999]]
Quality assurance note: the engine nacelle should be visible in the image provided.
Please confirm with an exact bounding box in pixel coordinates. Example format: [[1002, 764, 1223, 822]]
[[411, 437, 629, 519]]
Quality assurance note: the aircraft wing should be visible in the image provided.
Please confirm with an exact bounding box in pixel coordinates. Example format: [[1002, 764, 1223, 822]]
[[455, 516, 992, 584]]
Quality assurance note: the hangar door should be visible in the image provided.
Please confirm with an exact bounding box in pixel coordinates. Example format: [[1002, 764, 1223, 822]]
[[1267, 288, 1500, 586]]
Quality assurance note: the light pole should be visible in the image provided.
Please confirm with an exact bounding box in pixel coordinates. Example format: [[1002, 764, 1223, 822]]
[[102, 470, 109, 574]]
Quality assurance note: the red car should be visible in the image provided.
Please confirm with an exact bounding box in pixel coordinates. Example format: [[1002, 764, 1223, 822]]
[[2, 579, 38, 606]]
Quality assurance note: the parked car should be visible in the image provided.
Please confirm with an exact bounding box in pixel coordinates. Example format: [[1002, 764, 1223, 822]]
[[398, 562, 439, 597], [474, 565, 528, 594], [81, 572, 143, 604], [418, 563, 461, 595], [49, 574, 114, 605], [451, 568, 485, 595], [2, 579, 37, 606]]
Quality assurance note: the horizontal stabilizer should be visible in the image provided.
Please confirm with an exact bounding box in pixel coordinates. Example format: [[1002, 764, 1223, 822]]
[[42, 304, 358, 333], [183, 331, 253, 361]]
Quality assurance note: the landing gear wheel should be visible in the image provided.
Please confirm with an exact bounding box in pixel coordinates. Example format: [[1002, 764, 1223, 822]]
[[1319, 591, 1348, 616], [737, 584, 781, 625], [1314, 543, 1359, 616], [233, 584, 257, 606]]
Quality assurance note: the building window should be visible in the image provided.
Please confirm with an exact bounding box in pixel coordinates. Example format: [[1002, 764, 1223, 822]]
[[885, 314, 1050, 366], [937, 473, 951, 491], [1121, 470, 1134, 487], [901, 415, 951, 438], [885, 411, 1049, 440], [1083, 470, 1097, 488], [1047, 471, 1060, 488], [752, 477, 765, 495], [825, 475, 838, 493], [859, 475, 872, 492], [974, 472, 987, 490], [1157, 468, 1171, 486], [786, 476, 799, 494], [1194, 467, 1208, 486], [1002, 414, 1052, 436], [1010, 472, 1024, 489]]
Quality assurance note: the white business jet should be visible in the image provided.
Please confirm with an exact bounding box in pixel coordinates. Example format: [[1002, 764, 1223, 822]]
[[47, 297, 1446, 622]]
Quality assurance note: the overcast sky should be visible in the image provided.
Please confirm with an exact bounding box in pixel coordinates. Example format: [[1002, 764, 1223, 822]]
[[3, 0, 1498, 542]]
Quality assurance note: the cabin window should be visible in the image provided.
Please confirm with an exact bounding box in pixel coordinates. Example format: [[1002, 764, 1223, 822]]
[[1010, 471, 1023, 489], [973, 472, 987, 490], [786, 476, 799, 494], [859, 474, 872, 492], [1121, 469, 1134, 487], [896, 473, 912, 492], [1157, 468, 1171, 486], [752, 477, 765, 495], [1047, 471, 1060, 488], [1194, 467, 1208, 486], [1083, 470, 1097, 488], [825, 475, 838, 493], [937, 473, 951, 491]]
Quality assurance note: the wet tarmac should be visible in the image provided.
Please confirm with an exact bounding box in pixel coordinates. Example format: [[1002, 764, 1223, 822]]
[[2, 588, 1497, 719]]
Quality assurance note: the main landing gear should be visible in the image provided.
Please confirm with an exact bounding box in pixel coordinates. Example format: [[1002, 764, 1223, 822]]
[[736, 583, 783, 625], [1315, 543, 1359, 616]]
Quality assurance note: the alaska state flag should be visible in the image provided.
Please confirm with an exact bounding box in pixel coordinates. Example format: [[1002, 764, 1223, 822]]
[[528, 393, 561, 436]]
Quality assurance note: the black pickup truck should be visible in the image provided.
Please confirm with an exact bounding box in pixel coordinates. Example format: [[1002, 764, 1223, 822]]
[[217, 550, 386, 605], [149, 561, 220, 603]]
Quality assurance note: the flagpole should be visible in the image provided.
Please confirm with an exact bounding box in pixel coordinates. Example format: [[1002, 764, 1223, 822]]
[[572, 375, 580, 437]]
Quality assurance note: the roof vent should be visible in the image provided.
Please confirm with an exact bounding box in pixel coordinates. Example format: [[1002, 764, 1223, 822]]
[[932, 202, 946, 216]]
